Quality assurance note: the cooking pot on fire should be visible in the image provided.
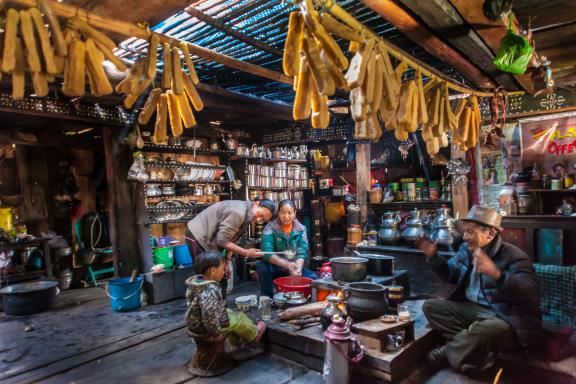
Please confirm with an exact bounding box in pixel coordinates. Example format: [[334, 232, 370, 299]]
[[330, 257, 368, 282]]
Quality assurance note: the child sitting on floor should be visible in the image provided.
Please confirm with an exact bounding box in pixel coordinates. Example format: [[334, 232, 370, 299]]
[[185, 250, 266, 344]]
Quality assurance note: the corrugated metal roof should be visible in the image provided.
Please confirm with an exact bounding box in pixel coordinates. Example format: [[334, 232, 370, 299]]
[[116, 0, 472, 104]]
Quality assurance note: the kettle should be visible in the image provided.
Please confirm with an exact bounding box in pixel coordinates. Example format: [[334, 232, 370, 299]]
[[401, 209, 426, 244], [378, 211, 402, 245]]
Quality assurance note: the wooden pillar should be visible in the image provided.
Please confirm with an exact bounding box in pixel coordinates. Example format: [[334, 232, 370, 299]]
[[102, 126, 142, 276], [356, 143, 371, 224], [473, 142, 484, 206], [450, 145, 469, 218]]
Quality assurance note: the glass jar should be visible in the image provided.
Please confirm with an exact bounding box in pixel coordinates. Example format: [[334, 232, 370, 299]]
[[564, 174, 574, 189], [259, 296, 272, 321], [347, 225, 362, 245]]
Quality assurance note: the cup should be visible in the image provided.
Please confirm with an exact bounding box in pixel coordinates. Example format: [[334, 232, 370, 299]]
[[397, 304, 410, 321]]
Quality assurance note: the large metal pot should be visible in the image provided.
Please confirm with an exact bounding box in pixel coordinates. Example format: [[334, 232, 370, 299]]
[[1, 280, 59, 315], [402, 209, 427, 244], [330, 257, 368, 282], [344, 282, 388, 322], [358, 254, 395, 276]]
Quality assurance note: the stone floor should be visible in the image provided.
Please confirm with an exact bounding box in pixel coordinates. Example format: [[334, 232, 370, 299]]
[[1, 280, 575, 384]]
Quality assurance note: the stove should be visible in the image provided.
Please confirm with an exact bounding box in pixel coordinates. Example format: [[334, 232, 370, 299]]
[[310, 270, 409, 301]]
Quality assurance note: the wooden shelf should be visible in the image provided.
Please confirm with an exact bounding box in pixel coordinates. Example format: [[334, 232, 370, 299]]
[[529, 189, 576, 193], [144, 161, 226, 170], [368, 201, 451, 210], [231, 156, 308, 163], [141, 144, 233, 156]]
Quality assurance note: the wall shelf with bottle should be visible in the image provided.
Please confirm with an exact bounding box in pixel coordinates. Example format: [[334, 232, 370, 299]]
[[368, 201, 451, 211], [231, 156, 308, 164]]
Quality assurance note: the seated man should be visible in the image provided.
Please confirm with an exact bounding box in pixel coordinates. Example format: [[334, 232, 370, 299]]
[[418, 205, 542, 376]]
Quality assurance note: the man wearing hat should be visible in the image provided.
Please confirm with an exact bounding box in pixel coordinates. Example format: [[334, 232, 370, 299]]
[[418, 205, 541, 376]]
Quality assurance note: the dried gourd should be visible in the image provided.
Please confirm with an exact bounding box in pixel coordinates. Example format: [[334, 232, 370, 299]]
[[85, 38, 113, 96], [146, 34, 159, 79], [94, 40, 127, 72], [175, 92, 196, 129], [62, 40, 86, 97], [138, 88, 162, 125], [2, 9, 20, 73], [319, 13, 362, 42], [283, 12, 304, 76], [171, 47, 184, 95], [345, 39, 374, 89], [29, 8, 58, 74], [153, 93, 168, 144], [162, 42, 172, 90], [302, 31, 334, 96], [19, 10, 42, 73], [68, 17, 116, 51], [123, 78, 152, 109], [32, 72, 49, 97], [12, 38, 25, 100], [166, 90, 183, 137], [292, 56, 312, 120], [38, 0, 67, 57], [179, 42, 199, 85], [182, 74, 204, 111]]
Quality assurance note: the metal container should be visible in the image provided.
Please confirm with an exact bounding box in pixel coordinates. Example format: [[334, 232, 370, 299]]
[[287, 179, 296, 188], [272, 177, 286, 188], [248, 164, 260, 175], [272, 148, 284, 159], [161, 185, 176, 195], [260, 176, 272, 188], [300, 169, 309, 180], [274, 168, 288, 178], [274, 161, 287, 170], [278, 191, 291, 201], [263, 191, 278, 201], [1, 280, 59, 315], [260, 166, 274, 177], [288, 165, 301, 179], [247, 174, 260, 187], [294, 197, 304, 210], [359, 254, 395, 276], [378, 212, 402, 244], [299, 179, 309, 188], [330, 257, 368, 282], [344, 282, 388, 322], [402, 209, 427, 244]]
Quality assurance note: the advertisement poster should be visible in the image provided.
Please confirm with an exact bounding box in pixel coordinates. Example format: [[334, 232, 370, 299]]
[[520, 114, 576, 179]]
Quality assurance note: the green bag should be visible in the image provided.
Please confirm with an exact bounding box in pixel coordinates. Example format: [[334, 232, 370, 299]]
[[493, 14, 533, 75]]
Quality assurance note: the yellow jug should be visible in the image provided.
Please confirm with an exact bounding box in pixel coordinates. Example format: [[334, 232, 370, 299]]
[[0, 207, 13, 232]]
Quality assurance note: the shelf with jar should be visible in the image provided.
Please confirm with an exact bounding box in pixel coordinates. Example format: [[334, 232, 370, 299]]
[[141, 143, 234, 156]]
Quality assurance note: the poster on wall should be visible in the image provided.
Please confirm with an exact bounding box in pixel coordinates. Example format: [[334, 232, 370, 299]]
[[520, 114, 576, 179]]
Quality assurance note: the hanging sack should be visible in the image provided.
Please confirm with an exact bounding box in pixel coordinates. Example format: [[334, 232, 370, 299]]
[[493, 14, 534, 75]]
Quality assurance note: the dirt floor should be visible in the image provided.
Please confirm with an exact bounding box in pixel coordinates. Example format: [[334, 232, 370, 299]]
[[1, 280, 575, 384]]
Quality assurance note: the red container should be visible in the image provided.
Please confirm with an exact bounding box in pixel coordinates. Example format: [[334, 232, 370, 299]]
[[273, 276, 313, 298]]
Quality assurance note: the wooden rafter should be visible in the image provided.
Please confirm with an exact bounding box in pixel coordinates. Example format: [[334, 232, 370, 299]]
[[448, 0, 536, 94], [395, 0, 519, 90], [185, 5, 283, 57], [5, 0, 293, 85], [359, 0, 496, 90]]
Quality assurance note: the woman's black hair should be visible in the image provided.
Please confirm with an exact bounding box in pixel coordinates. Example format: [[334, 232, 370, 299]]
[[278, 199, 296, 211], [253, 197, 277, 215], [195, 250, 224, 275]]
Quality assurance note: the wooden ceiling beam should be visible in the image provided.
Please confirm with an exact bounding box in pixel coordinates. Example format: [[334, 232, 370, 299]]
[[360, 0, 496, 89], [5, 0, 292, 85], [184, 6, 283, 57], [395, 0, 519, 90], [448, 0, 536, 94]]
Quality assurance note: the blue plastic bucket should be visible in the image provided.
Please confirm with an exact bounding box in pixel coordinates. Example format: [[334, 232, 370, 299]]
[[106, 276, 143, 312], [174, 244, 193, 267]]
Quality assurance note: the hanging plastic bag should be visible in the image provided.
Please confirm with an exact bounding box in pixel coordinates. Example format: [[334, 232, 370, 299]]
[[127, 152, 149, 182], [493, 14, 534, 75]]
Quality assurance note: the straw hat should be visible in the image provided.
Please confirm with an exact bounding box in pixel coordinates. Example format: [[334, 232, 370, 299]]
[[460, 205, 502, 232]]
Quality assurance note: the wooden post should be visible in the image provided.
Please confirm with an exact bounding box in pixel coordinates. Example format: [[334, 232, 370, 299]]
[[102, 126, 142, 276], [474, 142, 484, 205], [356, 143, 371, 224], [450, 145, 469, 218]]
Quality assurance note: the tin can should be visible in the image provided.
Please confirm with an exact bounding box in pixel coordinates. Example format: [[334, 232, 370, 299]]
[[406, 183, 416, 202], [564, 174, 574, 189], [366, 230, 378, 247], [551, 178, 562, 190]]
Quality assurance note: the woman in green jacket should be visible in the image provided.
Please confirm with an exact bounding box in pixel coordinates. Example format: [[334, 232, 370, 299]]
[[256, 199, 317, 297]]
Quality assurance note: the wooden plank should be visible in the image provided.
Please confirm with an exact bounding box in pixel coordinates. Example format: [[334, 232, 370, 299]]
[[448, 0, 536, 94], [37, 328, 195, 384], [185, 6, 282, 57], [5, 0, 292, 85], [269, 344, 324, 372], [514, 0, 576, 31], [360, 0, 495, 89], [396, 0, 518, 90], [450, 146, 469, 218], [356, 143, 371, 223], [0, 291, 187, 382]]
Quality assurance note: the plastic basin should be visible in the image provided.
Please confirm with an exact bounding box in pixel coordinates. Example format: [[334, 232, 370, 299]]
[[273, 276, 313, 297]]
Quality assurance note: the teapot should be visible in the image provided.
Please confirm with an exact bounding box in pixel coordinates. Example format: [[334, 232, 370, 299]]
[[222, 134, 237, 151], [430, 207, 462, 248], [402, 209, 427, 244], [378, 211, 402, 245]]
